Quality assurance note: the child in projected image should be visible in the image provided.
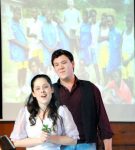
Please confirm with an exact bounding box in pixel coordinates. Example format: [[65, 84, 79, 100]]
[[103, 69, 132, 104], [40, 10, 60, 73], [28, 57, 42, 78], [9, 7, 29, 97], [121, 13, 134, 98], [24, 57, 44, 95], [10, 74, 79, 150], [26, 8, 44, 71]]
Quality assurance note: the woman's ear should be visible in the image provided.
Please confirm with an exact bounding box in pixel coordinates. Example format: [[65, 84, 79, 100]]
[[32, 92, 35, 97]]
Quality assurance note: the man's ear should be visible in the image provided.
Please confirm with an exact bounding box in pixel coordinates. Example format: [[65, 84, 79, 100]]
[[72, 61, 75, 71], [52, 87, 54, 93]]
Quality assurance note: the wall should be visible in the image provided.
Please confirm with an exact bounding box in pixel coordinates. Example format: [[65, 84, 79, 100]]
[[0, 122, 135, 150], [0, 121, 25, 150], [111, 122, 135, 150]]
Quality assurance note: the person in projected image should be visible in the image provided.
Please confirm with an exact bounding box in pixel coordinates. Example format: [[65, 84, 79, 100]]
[[79, 10, 92, 67], [8, 7, 29, 97], [39, 10, 60, 73], [121, 12, 134, 98], [98, 13, 109, 86], [26, 8, 44, 71], [51, 49, 113, 150], [24, 57, 44, 94], [103, 69, 132, 104], [63, 0, 82, 54], [88, 9, 101, 85], [106, 15, 121, 81], [77, 59, 89, 81], [10, 74, 79, 150], [52, 13, 70, 52]]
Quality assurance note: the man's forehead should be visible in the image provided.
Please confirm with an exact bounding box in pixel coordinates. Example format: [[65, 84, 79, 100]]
[[54, 55, 72, 64]]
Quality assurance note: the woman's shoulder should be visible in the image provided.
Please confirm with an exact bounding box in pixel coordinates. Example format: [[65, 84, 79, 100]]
[[58, 105, 71, 116], [14, 106, 28, 123], [58, 105, 68, 111], [17, 106, 29, 116], [19, 106, 27, 111]]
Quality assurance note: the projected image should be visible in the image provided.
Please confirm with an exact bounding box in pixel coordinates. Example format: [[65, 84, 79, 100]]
[[1, 0, 135, 120]]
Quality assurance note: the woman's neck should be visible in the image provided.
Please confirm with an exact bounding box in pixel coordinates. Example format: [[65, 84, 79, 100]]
[[38, 103, 47, 112]]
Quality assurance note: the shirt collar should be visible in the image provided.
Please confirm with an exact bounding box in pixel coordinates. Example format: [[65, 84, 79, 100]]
[[57, 75, 80, 87]]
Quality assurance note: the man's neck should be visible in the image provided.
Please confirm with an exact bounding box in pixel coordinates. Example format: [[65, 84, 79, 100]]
[[60, 75, 75, 91]]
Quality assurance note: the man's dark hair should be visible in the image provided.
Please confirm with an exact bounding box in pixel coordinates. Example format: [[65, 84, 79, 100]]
[[51, 49, 74, 66]]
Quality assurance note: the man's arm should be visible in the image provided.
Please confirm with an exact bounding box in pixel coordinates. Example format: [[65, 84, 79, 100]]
[[103, 138, 112, 150], [93, 85, 113, 149]]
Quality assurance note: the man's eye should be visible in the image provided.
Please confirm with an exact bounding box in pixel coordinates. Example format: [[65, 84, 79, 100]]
[[62, 61, 66, 64], [54, 64, 58, 67]]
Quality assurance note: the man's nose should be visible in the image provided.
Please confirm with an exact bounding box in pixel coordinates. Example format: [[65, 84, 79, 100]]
[[59, 64, 64, 69]]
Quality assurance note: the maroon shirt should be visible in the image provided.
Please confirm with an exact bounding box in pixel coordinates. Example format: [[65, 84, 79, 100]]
[[56, 77, 113, 141]]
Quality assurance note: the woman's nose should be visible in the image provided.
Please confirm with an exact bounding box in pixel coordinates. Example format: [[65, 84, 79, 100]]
[[41, 88, 45, 93]]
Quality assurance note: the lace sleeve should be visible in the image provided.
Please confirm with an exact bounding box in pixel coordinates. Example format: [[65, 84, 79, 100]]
[[58, 105, 79, 140], [10, 107, 28, 140]]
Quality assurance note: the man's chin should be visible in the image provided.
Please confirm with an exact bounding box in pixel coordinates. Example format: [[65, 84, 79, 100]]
[[60, 75, 67, 80]]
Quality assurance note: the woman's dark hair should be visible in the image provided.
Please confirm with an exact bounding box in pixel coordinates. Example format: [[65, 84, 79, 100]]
[[26, 74, 60, 128], [51, 49, 74, 66]]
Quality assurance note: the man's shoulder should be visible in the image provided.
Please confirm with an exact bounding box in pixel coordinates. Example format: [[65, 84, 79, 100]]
[[79, 79, 94, 86], [79, 80, 99, 90]]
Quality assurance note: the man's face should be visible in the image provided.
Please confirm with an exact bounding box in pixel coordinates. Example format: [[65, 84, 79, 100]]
[[53, 55, 74, 80], [126, 17, 133, 29], [67, 0, 74, 8], [14, 9, 21, 20], [107, 16, 114, 28], [31, 9, 38, 19]]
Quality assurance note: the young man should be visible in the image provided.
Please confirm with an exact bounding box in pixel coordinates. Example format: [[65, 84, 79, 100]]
[[51, 49, 113, 150]]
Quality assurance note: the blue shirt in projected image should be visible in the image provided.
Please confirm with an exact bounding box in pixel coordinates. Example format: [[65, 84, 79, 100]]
[[106, 27, 121, 73], [9, 19, 27, 62], [79, 22, 91, 65], [57, 24, 70, 52], [41, 22, 59, 66]]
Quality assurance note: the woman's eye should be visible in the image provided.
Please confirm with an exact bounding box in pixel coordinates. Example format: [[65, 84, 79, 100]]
[[43, 85, 49, 89], [44, 86, 48, 89], [34, 88, 40, 91]]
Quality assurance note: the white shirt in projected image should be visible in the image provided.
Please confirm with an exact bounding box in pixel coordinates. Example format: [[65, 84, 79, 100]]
[[63, 8, 82, 36]]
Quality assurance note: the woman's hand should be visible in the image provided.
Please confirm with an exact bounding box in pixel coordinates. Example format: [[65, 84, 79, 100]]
[[39, 131, 50, 143]]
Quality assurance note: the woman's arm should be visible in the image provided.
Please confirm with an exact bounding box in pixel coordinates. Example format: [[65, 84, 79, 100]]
[[13, 132, 77, 147], [13, 132, 48, 147], [13, 138, 42, 147], [47, 135, 77, 145]]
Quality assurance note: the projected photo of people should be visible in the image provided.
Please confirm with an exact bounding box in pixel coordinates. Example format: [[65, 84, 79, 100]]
[[1, 0, 134, 121]]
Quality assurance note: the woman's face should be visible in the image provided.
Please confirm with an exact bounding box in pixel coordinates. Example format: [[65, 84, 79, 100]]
[[32, 77, 53, 106]]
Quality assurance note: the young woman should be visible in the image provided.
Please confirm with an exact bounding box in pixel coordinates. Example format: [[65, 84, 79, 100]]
[[10, 74, 79, 150]]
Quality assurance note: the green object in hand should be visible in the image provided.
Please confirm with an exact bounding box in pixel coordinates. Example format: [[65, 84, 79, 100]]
[[42, 124, 52, 133]]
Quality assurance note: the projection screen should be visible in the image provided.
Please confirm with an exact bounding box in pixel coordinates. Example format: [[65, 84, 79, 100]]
[[1, 0, 135, 121]]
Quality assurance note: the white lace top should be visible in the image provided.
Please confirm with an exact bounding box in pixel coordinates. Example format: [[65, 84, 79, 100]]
[[10, 105, 79, 150]]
